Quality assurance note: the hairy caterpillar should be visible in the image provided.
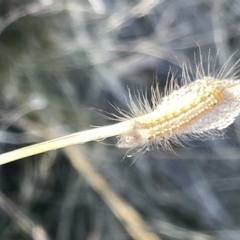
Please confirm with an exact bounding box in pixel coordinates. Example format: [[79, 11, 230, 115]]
[[115, 53, 240, 152], [1, 51, 240, 165]]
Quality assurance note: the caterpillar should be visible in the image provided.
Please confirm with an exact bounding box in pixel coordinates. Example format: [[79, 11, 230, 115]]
[[115, 53, 240, 152], [1, 50, 240, 165]]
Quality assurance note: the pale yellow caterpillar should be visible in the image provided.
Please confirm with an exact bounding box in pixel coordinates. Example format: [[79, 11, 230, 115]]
[[115, 53, 240, 152], [0, 51, 240, 165]]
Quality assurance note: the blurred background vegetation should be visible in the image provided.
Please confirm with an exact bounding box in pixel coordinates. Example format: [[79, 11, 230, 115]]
[[1, 0, 240, 239]]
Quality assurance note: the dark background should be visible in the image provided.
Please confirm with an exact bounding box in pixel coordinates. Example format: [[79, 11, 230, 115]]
[[0, 0, 240, 239]]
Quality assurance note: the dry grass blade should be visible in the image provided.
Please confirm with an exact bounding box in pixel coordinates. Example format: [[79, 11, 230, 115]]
[[63, 145, 160, 240], [0, 192, 50, 240], [0, 121, 133, 165]]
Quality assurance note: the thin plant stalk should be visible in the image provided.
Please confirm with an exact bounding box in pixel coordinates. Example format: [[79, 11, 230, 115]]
[[0, 121, 133, 165]]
